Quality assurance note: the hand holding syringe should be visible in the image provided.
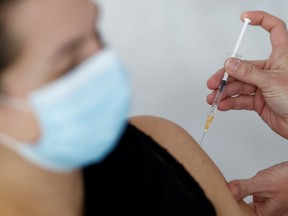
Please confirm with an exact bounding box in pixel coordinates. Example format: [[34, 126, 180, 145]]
[[200, 18, 251, 145]]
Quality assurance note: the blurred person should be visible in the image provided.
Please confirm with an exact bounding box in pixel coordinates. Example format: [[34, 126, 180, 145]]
[[0, 0, 260, 215]]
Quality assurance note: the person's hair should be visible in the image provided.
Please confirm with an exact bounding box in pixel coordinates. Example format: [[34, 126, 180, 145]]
[[0, 0, 21, 71]]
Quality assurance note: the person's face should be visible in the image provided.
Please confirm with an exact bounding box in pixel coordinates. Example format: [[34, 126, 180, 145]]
[[0, 0, 102, 142], [2, 0, 101, 96]]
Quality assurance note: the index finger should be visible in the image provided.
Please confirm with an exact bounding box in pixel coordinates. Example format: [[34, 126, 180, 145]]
[[207, 59, 266, 90], [241, 11, 288, 49]]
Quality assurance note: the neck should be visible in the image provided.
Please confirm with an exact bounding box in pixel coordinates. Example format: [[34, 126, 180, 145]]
[[0, 144, 83, 216]]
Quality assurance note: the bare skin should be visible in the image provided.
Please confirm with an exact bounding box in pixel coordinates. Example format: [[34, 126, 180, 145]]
[[0, 144, 83, 216]]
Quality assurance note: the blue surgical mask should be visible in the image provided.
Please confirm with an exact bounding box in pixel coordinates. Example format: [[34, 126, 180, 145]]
[[0, 48, 131, 172]]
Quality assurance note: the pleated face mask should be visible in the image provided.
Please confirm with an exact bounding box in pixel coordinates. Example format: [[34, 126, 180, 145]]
[[0, 48, 131, 172]]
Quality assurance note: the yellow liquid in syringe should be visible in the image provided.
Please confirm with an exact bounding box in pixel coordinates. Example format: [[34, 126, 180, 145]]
[[200, 114, 215, 145], [204, 114, 215, 132]]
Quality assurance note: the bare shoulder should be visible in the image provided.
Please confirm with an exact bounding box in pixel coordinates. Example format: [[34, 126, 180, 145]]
[[129, 115, 186, 134], [130, 115, 209, 171], [129, 115, 193, 146], [129, 115, 220, 185], [129, 115, 255, 216]]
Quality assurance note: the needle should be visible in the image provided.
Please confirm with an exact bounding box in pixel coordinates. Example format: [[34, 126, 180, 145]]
[[200, 130, 207, 145]]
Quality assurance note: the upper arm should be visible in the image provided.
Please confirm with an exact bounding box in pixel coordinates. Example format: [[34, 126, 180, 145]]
[[130, 115, 255, 216]]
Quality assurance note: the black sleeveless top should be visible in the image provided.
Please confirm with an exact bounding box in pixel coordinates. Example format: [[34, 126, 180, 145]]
[[83, 124, 216, 216]]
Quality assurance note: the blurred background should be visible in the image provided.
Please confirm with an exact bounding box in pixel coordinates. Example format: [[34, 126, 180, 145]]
[[96, 0, 288, 200]]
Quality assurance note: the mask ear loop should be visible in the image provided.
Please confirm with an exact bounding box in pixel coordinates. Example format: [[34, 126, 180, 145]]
[[0, 93, 32, 113], [0, 94, 34, 151], [0, 129, 24, 151]]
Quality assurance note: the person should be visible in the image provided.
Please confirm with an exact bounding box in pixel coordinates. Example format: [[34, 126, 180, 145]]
[[0, 1, 272, 216], [0, 0, 259, 215], [207, 11, 288, 216]]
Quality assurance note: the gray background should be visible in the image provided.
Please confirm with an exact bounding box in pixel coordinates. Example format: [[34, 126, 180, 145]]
[[96, 0, 288, 200]]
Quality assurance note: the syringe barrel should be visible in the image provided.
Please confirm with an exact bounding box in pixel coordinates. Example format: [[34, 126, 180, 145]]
[[203, 18, 250, 135], [209, 80, 227, 115]]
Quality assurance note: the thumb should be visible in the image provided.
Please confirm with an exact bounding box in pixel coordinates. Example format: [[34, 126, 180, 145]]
[[228, 178, 259, 201], [225, 58, 267, 89]]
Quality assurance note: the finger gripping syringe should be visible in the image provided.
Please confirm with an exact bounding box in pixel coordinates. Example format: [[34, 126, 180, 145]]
[[200, 18, 251, 145]]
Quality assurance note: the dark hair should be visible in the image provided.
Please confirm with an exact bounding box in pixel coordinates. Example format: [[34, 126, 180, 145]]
[[0, 0, 21, 71]]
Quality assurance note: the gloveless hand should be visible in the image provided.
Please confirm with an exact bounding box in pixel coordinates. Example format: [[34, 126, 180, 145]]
[[207, 11, 288, 139]]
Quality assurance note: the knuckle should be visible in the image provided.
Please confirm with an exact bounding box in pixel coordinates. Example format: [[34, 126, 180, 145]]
[[255, 170, 278, 192], [238, 61, 255, 80], [255, 170, 271, 182], [241, 187, 251, 197], [236, 180, 255, 198], [279, 20, 287, 30], [247, 180, 257, 193]]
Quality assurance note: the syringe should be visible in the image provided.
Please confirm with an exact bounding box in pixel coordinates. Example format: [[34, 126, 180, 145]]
[[200, 18, 251, 145]]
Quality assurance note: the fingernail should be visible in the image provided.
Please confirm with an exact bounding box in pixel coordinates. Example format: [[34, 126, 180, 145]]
[[226, 58, 241, 72]]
